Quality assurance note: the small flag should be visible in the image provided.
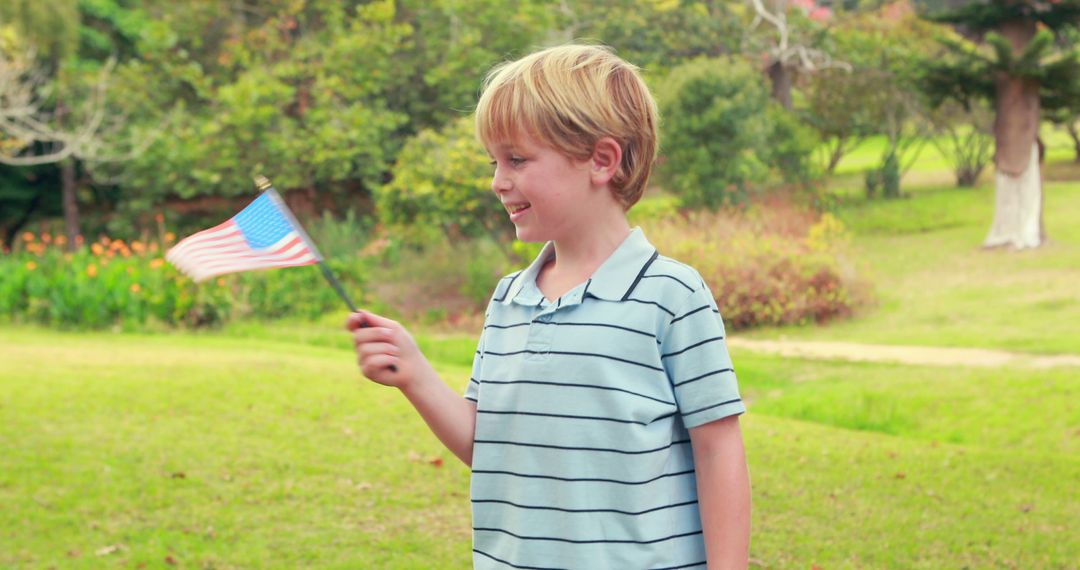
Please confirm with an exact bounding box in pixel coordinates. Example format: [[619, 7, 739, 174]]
[[166, 188, 321, 282]]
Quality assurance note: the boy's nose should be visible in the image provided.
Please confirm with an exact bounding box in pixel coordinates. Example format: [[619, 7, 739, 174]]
[[491, 170, 511, 194]]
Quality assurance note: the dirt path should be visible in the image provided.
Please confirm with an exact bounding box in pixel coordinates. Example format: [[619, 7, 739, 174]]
[[726, 338, 1080, 369]]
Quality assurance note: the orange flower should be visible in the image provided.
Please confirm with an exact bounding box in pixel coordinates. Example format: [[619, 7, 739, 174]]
[[41, 233, 52, 244], [149, 243, 159, 253], [130, 283, 141, 293], [75, 235, 84, 246], [150, 258, 165, 269], [217, 278, 226, 287], [91, 243, 105, 256], [21, 232, 34, 243], [164, 232, 176, 243], [131, 241, 145, 254], [110, 240, 126, 251], [155, 213, 165, 223], [25, 261, 37, 271], [100, 236, 111, 246], [55, 235, 67, 246], [87, 264, 98, 277]]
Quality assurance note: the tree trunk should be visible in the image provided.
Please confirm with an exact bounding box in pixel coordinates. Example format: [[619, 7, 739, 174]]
[[987, 19, 1044, 249], [768, 60, 793, 110], [985, 142, 1043, 249], [1067, 122, 1080, 163], [61, 157, 80, 251]]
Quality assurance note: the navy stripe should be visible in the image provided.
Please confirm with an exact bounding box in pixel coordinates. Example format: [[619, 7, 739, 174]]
[[623, 297, 676, 317], [483, 350, 663, 371], [478, 409, 650, 426], [478, 379, 674, 405], [485, 322, 531, 330], [486, 320, 656, 339], [654, 563, 708, 570], [472, 468, 695, 485], [661, 336, 726, 359], [465, 395, 478, 402], [472, 498, 698, 515], [621, 249, 659, 300], [474, 527, 703, 545], [473, 438, 691, 456], [669, 304, 711, 324], [683, 398, 743, 417], [495, 271, 522, 302], [473, 549, 563, 570], [673, 368, 734, 388], [642, 273, 694, 292]]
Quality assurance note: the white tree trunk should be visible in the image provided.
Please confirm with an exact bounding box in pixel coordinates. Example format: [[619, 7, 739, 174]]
[[984, 142, 1043, 249]]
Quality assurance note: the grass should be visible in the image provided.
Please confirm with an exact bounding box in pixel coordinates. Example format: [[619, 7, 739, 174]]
[[744, 167, 1080, 355], [3, 327, 1077, 568]]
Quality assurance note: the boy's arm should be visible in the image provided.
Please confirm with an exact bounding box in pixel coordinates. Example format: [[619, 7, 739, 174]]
[[690, 415, 751, 570], [347, 311, 477, 466]]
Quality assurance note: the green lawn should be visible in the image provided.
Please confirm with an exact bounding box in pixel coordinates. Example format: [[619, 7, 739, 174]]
[[746, 175, 1080, 355], [2, 327, 1077, 568]]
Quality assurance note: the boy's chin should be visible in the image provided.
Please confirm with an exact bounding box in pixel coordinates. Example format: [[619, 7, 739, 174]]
[[513, 229, 546, 243]]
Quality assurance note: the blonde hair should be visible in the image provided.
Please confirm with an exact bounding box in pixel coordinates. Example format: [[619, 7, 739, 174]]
[[475, 44, 659, 209]]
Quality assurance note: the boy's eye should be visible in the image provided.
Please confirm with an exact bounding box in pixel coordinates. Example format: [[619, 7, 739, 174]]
[[510, 156, 525, 166]]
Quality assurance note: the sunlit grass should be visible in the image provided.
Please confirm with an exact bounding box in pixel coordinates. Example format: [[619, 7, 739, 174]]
[[2, 328, 1076, 568]]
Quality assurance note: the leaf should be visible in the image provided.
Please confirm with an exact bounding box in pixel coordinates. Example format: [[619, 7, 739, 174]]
[[95, 544, 125, 556]]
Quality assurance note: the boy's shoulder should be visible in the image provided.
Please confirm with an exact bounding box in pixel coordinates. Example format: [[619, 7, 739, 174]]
[[647, 254, 707, 294]]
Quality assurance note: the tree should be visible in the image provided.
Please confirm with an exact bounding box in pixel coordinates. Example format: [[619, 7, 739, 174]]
[[0, 2, 149, 250], [923, 0, 1080, 249], [748, 0, 848, 109]]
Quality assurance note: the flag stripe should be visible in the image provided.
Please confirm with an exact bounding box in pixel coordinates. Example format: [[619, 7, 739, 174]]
[[165, 191, 322, 282]]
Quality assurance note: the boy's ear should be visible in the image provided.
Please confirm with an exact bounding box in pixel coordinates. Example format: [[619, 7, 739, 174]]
[[589, 137, 623, 187]]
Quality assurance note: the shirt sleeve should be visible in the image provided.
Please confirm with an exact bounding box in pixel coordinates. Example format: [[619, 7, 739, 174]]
[[659, 284, 745, 429]]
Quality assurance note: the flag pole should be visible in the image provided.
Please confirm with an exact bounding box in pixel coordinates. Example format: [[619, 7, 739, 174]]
[[254, 175, 357, 312], [253, 175, 396, 372]]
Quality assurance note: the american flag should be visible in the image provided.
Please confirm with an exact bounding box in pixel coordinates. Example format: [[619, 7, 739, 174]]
[[166, 189, 321, 282]]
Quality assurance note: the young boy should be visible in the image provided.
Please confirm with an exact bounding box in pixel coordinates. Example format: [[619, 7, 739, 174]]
[[347, 44, 750, 569]]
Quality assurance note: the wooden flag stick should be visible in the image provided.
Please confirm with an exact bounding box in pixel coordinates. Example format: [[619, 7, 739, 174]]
[[254, 175, 396, 372]]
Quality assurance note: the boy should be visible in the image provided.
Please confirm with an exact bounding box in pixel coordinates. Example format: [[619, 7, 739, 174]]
[[348, 44, 750, 569]]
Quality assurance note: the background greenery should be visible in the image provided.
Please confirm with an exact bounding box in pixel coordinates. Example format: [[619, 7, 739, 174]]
[[3, 1, 1080, 568]]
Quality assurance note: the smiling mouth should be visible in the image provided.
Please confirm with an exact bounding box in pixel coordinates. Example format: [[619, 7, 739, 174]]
[[507, 203, 531, 215]]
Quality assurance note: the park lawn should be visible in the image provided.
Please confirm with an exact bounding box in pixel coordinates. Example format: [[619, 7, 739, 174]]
[[745, 176, 1080, 355], [3, 327, 1077, 569]]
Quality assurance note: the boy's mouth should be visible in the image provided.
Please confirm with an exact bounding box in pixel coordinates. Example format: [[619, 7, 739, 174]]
[[506, 202, 531, 216]]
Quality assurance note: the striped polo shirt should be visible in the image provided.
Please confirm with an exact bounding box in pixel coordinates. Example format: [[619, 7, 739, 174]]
[[464, 228, 745, 570]]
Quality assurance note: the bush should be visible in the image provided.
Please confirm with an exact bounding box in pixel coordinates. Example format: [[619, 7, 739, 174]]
[[641, 203, 868, 329], [656, 57, 770, 208], [656, 58, 821, 208], [0, 232, 369, 330], [376, 115, 510, 244]]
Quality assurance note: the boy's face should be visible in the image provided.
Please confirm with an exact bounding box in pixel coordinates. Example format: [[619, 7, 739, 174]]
[[487, 134, 595, 244]]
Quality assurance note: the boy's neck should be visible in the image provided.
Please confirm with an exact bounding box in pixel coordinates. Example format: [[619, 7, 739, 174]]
[[538, 206, 632, 300]]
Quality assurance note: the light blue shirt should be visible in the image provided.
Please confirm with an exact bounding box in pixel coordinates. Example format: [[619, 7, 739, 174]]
[[465, 228, 745, 570]]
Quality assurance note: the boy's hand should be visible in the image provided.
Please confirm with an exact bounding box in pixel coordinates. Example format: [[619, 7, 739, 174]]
[[346, 311, 427, 390]]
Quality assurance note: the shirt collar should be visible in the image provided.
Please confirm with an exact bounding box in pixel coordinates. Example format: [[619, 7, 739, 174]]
[[500, 227, 658, 306]]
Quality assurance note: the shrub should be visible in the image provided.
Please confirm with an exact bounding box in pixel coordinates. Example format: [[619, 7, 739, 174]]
[[656, 57, 770, 208], [656, 58, 821, 208], [376, 115, 510, 244], [641, 203, 868, 329], [0, 232, 369, 330]]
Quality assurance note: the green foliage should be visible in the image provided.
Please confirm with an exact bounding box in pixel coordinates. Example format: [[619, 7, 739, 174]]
[[657, 57, 819, 208], [656, 58, 771, 208], [0, 233, 369, 329], [377, 116, 509, 244]]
